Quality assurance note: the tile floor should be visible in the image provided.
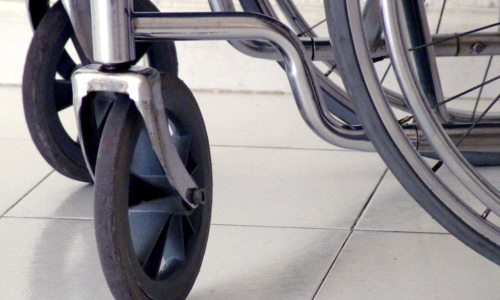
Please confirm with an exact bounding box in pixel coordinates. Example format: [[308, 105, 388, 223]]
[[1, 84, 500, 300]]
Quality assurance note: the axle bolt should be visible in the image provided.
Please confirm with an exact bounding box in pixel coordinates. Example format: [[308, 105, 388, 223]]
[[191, 188, 207, 206], [472, 42, 485, 54]]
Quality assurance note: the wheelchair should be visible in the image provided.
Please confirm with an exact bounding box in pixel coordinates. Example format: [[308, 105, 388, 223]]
[[22, 0, 500, 298]]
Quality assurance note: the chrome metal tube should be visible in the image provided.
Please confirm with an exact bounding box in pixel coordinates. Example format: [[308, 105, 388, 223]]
[[135, 12, 372, 151], [211, 0, 500, 62], [209, 0, 356, 128], [405, 124, 500, 152], [90, 0, 135, 64]]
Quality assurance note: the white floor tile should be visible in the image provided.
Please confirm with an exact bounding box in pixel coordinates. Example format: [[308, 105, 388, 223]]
[[357, 165, 500, 233], [356, 170, 447, 233], [0, 1, 31, 85], [189, 226, 348, 300], [7, 146, 386, 230], [0, 86, 31, 140], [0, 139, 52, 215], [0, 217, 348, 300], [196, 92, 341, 150], [0, 84, 341, 150], [0, 217, 113, 300], [211, 147, 386, 229], [6, 172, 93, 219], [315, 231, 500, 300]]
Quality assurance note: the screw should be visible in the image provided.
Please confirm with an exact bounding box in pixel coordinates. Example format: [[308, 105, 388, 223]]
[[191, 188, 206, 206], [471, 42, 485, 54]]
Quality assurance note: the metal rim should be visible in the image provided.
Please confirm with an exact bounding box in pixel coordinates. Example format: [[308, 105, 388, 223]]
[[343, 0, 500, 245], [381, 0, 500, 219]]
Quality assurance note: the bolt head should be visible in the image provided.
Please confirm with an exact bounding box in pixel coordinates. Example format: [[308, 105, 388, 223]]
[[472, 43, 485, 54], [191, 188, 206, 205]]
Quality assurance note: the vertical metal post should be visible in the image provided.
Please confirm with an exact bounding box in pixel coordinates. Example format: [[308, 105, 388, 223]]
[[90, 0, 136, 65]]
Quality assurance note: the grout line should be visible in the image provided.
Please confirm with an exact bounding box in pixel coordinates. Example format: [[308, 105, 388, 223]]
[[209, 144, 354, 152], [355, 228, 451, 235], [0, 170, 54, 218], [351, 168, 389, 230], [0, 216, 453, 237], [0, 83, 21, 88], [192, 88, 289, 95], [0, 83, 292, 96], [0, 137, 33, 141], [212, 223, 451, 235], [210, 223, 350, 231], [3, 215, 93, 222], [311, 230, 354, 300], [311, 168, 388, 300], [4, 82, 500, 102]]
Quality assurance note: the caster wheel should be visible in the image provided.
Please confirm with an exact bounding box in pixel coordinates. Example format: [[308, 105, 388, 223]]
[[94, 73, 212, 300], [22, 0, 177, 182]]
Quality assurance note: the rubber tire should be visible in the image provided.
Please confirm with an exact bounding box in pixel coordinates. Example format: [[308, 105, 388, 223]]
[[22, 0, 177, 182], [94, 73, 212, 300], [325, 0, 500, 265]]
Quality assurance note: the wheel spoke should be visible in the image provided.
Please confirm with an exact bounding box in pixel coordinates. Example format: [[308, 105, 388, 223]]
[[157, 215, 186, 280], [298, 18, 326, 37], [56, 50, 77, 80], [431, 94, 500, 178], [54, 80, 73, 111], [435, 0, 447, 34], [131, 128, 172, 191], [70, 34, 92, 65], [129, 208, 170, 266], [381, 63, 392, 83], [433, 74, 500, 109], [471, 56, 494, 122], [410, 22, 500, 52], [94, 94, 115, 134], [455, 93, 500, 147], [129, 174, 172, 206]]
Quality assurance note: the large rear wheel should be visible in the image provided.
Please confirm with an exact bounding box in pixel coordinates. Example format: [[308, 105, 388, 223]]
[[326, 0, 500, 264]]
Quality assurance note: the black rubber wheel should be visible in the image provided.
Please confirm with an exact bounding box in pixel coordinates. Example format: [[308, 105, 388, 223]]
[[94, 73, 212, 300], [22, 0, 177, 182], [325, 0, 500, 265]]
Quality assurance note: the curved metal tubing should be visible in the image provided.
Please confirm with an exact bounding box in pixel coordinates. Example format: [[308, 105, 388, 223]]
[[135, 12, 373, 151], [210, 0, 500, 123], [381, 0, 500, 217], [209, 0, 358, 130]]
